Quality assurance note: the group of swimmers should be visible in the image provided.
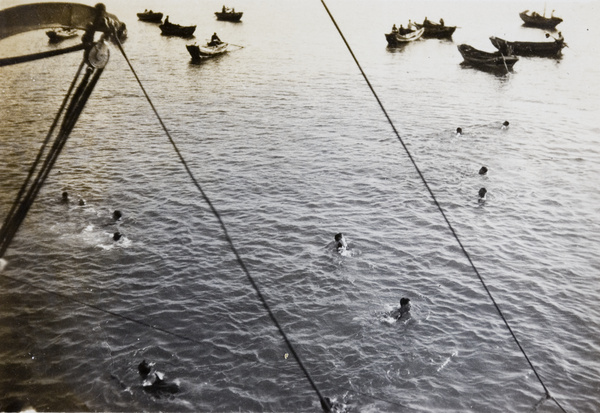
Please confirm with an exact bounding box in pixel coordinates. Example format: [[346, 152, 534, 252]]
[[333, 233, 411, 321], [455, 120, 509, 202], [61, 191, 124, 241]]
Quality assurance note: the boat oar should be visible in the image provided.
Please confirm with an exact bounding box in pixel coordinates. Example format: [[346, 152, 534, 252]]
[[498, 51, 510, 74], [204, 39, 244, 49]]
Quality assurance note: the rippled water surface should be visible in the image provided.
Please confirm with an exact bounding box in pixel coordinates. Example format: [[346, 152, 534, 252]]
[[1, 0, 599, 412]]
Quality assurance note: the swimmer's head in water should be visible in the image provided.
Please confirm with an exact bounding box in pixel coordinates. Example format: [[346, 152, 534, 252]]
[[334, 233, 347, 250], [113, 232, 122, 241], [479, 166, 488, 175], [479, 187, 487, 198], [502, 120, 510, 127], [61, 191, 69, 202], [399, 297, 411, 315], [113, 210, 122, 220], [456, 127, 462, 135]]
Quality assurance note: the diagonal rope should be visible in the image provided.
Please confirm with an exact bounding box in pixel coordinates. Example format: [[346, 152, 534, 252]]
[[0, 63, 102, 258], [0, 60, 85, 256], [318, 1, 567, 412], [112, 35, 331, 410]]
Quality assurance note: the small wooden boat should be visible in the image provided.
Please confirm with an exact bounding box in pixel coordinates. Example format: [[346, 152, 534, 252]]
[[159, 18, 196, 37], [186, 42, 229, 60], [385, 26, 424, 47], [46, 27, 78, 43], [413, 18, 456, 39], [137, 10, 163, 23], [457, 44, 519, 72], [215, 7, 243, 22], [519, 10, 562, 29], [489, 35, 566, 57]]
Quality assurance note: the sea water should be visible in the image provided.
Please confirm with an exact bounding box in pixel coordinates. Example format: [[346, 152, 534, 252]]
[[0, 0, 599, 411]]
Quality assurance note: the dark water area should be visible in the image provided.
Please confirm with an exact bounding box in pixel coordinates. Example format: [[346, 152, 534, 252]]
[[0, 0, 599, 411]]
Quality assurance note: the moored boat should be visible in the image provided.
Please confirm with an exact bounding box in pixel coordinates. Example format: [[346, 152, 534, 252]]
[[385, 25, 424, 47], [519, 10, 562, 29], [159, 17, 196, 37], [137, 10, 163, 23], [215, 6, 243, 22], [413, 18, 456, 39], [457, 44, 519, 72], [46, 27, 78, 43], [489, 34, 566, 57]]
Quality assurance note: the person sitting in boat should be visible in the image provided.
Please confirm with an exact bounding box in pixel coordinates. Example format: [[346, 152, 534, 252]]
[[391, 24, 398, 34], [390, 297, 411, 320], [164, 15, 170, 24], [439, 18, 444, 26], [209, 32, 222, 46]]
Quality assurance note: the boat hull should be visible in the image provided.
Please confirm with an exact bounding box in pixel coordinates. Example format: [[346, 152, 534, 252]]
[[137, 12, 163, 23], [187, 43, 229, 60], [385, 28, 424, 47], [215, 11, 243, 22], [46, 28, 78, 43], [159, 23, 196, 37], [489, 36, 565, 57], [457, 44, 519, 72], [414, 22, 456, 39], [519, 11, 562, 29]]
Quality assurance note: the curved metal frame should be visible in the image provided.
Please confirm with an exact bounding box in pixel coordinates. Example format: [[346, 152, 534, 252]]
[[0, 2, 122, 40]]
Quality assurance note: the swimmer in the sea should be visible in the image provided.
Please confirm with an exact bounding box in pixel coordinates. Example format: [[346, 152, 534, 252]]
[[334, 233, 347, 253], [479, 166, 488, 175], [502, 120, 509, 129], [61, 191, 69, 204], [113, 232, 122, 241], [138, 360, 179, 397], [478, 187, 487, 202], [390, 297, 411, 320], [456, 127, 462, 137], [321, 396, 347, 413], [113, 210, 122, 221]]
